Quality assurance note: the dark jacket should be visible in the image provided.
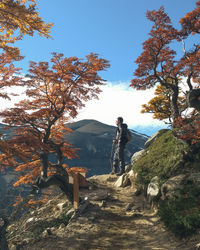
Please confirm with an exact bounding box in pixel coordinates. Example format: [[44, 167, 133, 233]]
[[115, 123, 128, 145]]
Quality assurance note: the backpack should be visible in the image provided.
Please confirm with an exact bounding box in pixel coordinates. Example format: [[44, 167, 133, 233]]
[[126, 128, 132, 142]]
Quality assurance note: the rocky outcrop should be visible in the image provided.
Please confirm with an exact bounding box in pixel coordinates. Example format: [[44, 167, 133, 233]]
[[114, 174, 130, 188], [161, 174, 186, 199], [147, 176, 160, 203], [131, 150, 144, 165], [161, 173, 200, 200], [144, 129, 169, 148], [114, 170, 137, 188]]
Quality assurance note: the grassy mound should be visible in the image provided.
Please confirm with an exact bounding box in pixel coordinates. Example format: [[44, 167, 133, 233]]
[[132, 129, 200, 238], [132, 129, 190, 189]]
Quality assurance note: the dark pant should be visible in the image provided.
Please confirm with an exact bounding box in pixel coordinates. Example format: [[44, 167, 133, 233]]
[[112, 143, 125, 173]]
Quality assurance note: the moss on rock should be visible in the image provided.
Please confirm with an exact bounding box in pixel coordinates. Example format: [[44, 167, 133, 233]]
[[132, 129, 190, 188]]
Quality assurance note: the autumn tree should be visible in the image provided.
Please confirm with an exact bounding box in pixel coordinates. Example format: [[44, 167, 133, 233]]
[[175, 1, 200, 144], [0, 0, 52, 102], [0, 0, 52, 158], [0, 0, 52, 109], [141, 85, 187, 124], [0, 52, 110, 200], [0, 52, 28, 161], [180, 0, 200, 36], [130, 3, 200, 125], [0, 0, 52, 59]]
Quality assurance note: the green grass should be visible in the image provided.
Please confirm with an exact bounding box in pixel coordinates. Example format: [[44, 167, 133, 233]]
[[158, 185, 200, 238], [132, 129, 190, 189], [131, 129, 200, 238]]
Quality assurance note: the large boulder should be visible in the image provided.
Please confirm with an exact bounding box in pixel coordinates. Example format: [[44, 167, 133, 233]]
[[144, 129, 169, 148], [161, 174, 186, 200], [161, 173, 200, 200], [131, 150, 144, 166], [125, 164, 132, 173], [127, 170, 137, 188], [114, 174, 130, 188], [147, 176, 160, 201], [114, 170, 137, 188]]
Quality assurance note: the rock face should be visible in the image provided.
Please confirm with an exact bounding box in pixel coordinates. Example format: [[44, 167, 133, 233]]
[[187, 88, 200, 111], [114, 174, 130, 188], [161, 173, 200, 200], [144, 129, 169, 148], [147, 176, 160, 201], [114, 170, 137, 188], [161, 174, 186, 200], [131, 150, 144, 166]]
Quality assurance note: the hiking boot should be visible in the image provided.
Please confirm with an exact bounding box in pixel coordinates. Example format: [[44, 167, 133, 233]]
[[116, 171, 124, 176]]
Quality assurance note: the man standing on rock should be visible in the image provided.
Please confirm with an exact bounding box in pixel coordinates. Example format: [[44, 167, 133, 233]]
[[111, 117, 128, 176]]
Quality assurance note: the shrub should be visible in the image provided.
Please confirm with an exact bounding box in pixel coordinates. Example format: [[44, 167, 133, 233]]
[[133, 129, 190, 189], [158, 185, 200, 238]]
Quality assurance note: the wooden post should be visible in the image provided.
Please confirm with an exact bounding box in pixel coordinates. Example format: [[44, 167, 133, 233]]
[[73, 172, 79, 209]]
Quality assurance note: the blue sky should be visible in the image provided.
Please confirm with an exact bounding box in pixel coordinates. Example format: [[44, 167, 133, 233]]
[[15, 0, 198, 81], [10, 0, 199, 135]]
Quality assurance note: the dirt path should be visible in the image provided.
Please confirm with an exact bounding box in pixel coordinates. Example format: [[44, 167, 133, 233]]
[[23, 175, 199, 250]]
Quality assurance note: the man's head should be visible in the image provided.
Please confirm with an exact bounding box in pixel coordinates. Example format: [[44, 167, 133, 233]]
[[116, 117, 123, 126]]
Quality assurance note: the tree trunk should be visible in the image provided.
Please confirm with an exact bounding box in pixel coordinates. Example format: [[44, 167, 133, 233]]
[[34, 174, 73, 202], [187, 89, 200, 111], [170, 85, 180, 125], [40, 153, 48, 178]]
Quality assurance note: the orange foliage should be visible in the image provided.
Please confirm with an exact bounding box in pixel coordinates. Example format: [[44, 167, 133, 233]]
[[174, 115, 200, 144], [130, 2, 200, 128], [13, 193, 50, 210], [141, 85, 187, 123], [26, 197, 49, 209], [0, 52, 109, 187], [13, 195, 24, 207], [130, 6, 181, 121], [0, 0, 52, 168], [0, 0, 52, 58], [67, 167, 88, 174], [180, 1, 200, 36]]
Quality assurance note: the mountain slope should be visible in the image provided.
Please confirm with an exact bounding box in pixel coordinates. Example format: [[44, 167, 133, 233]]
[[0, 119, 148, 177], [63, 119, 148, 176], [0, 119, 148, 216]]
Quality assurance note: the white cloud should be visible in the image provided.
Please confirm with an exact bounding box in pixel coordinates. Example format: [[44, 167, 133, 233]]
[[0, 82, 168, 130], [75, 82, 167, 128], [0, 86, 27, 112]]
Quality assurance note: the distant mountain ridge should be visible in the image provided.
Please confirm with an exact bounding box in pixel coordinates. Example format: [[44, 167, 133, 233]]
[[0, 119, 148, 215], [0, 119, 148, 178], [63, 119, 148, 176]]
